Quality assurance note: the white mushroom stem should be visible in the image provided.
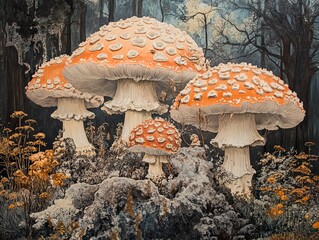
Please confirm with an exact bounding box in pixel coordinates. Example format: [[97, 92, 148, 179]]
[[212, 113, 265, 177], [103, 79, 164, 142], [143, 154, 168, 181], [51, 98, 95, 155], [223, 147, 256, 178], [121, 110, 151, 142]]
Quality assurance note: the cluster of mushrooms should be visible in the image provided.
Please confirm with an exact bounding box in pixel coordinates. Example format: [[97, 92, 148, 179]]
[[26, 16, 305, 197]]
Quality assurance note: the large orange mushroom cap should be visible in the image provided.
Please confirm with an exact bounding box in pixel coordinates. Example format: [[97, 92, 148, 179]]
[[63, 16, 206, 98], [171, 62, 305, 131], [129, 118, 181, 156], [26, 55, 104, 109]]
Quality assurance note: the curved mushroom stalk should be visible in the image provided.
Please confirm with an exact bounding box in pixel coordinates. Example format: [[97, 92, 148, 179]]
[[52, 98, 95, 156], [211, 113, 264, 197], [143, 154, 168, 182], [102, 79, 167, 142]]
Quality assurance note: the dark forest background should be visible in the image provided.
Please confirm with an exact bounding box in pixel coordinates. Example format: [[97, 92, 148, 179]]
[[0, 0, 318, 155]]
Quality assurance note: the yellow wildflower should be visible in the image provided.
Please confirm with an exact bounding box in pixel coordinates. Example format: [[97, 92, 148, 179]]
[[8, 204, 15, 209], [34, 133, 46, 140], [39, 192, 50, 199], [10, 111, 27, 119], [313, 221, 319, 229], [266, 177, 277, 184]]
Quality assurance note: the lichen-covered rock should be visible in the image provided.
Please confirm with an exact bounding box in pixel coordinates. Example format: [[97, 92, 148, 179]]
[[32, 147, 254, 239]]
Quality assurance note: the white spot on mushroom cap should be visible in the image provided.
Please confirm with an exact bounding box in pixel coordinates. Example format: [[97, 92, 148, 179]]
[[208, 79, 217, 85], [127, 50, 139, 59], [227, 79, 236, 86], [53, 77, 60, 84], [201, 71, 212, 80], [274, 91, 284, 98], [146, 31, 160, 40], [215, 84, 227, 91], [72, 47, 85, 57], [193, 79, 206, 88], [252, 76, 261, 85], [146, 136, 155, 141], [118, 22, 131, 29], [167, 129, 175, 135], [131, 37, 147, 48], [135, 27, 147, 34], [194, 88, 200, 93], [113, 54, 124, 60], [153, 41, 165, 50], [120, 32, 131, 40], [136, 137, 145, 144], [223, 92, 232, 98], [89, 36, 100, 44], [161, 35, 174, 43], [256, 88, 264, 95], [79, 41, 87, 47], [232, 84, 240, 90], [166, 47, 177, 56], [153, 52, 168, 62], [90, 42, 104, 52], [158, 137, 166, 143], [181, 95, 190, 103], [219, 72, 230, 80], [35, 79, 41, 84], [252, 69, 261, 75], [207, 90, 217, 98], [166, 143, 173, 150], [235, 73, 248, 82], [244, 82, 254, 90], [148, 128, 156, 134], [157, 127, 164, 133], [180, 88, 191, 96], [194, 93, 202, 100], [105, 34, 117, 41], [136, 128, 143, 136], [239, 90, 246, 94], [109, 43, 123, 51], [231, 67, 241, 73], [97, 53, 108, 60], [174, 56, 187, 66], [176, 43, 184, 50], [47, 84, 54, 89]]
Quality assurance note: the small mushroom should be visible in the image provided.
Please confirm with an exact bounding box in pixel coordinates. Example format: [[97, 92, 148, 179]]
[[129, 118, 181, 183]]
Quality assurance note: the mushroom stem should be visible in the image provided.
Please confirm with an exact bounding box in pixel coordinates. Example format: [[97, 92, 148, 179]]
[[63, 120, 94, 154], [223, 147, 256, 178], [103, 79, 165, 113], [121, 110, 151, 142], [51, 98, 95, 155], [211, 113, 265, 197], [143, 154, 167, 181], [212, 113, 264, 177]]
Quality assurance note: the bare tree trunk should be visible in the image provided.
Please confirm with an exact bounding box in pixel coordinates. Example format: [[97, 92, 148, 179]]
[[137, 0, 143, 17], [108, 0, 115, 22], [79, 1, 86, 42], [132, 0, 137, 16]]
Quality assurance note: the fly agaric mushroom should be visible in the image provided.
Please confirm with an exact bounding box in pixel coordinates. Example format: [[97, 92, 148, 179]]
[[26, 55, 104, 155], [128, 117, 181, 182], [63, 16, 205, 142], [171, 62, 305, 196]]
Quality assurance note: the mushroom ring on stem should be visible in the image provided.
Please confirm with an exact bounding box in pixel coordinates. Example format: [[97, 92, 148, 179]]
[[26, 55, 104, 155], [128, 117, 181, 182], [63, 16, 206, 142], [171, 62, 305, 196]]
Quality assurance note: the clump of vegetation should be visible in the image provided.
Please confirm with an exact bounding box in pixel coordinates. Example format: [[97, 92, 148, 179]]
[[253, 144, 319, 238], [85, 121, 111, 158], [0, 111, 69, 239]]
